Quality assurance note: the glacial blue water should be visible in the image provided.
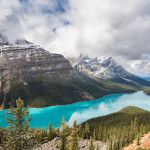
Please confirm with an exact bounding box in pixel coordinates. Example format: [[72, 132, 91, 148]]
[[0, 91, 150, 129]]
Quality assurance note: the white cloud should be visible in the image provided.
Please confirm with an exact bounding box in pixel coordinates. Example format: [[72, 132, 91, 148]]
[[67, 102, 111, 126], [116, 57, 150, 76], [1, 0, 150, 74]]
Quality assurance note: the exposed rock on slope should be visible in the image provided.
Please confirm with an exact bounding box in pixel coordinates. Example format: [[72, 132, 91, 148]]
[[122, 132, 150, 150], [0, 33, 73, 109], [0, 34, 137, 109], [69, 54, 150, 86], [34, 137, 107, 150]]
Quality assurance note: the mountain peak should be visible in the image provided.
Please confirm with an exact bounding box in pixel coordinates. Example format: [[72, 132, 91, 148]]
[[68, 54, 150, 86], [0, 33, 9, 46], [0, 32, 34, 47]]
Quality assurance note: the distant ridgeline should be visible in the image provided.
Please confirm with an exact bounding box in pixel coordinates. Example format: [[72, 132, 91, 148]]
[[69, 54, 150, 86], [0, 33, 138, 109]]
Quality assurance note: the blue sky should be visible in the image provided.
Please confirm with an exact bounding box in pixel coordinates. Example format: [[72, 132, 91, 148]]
[[19, 0, 68, 13]]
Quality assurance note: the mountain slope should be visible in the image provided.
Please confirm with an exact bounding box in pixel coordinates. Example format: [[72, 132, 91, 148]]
[[69, 55, 150, 86], [142, 76, 150, 81], [0, 33, 73, 109], [0, 33, 138, 109], [83, 106, 150, 130], [1, 72, 138, 109], [82, 106, 150, 150]]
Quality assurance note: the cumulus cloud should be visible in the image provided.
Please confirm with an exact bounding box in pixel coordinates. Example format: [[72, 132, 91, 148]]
[[49, 0, 150, 59], [1, 0, 150, 74], [117, 58, 150, 76]]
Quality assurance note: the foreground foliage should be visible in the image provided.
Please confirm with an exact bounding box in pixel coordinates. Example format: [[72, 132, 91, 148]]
[[70, 121, 78, 150], [4, 98, 35, 150], [0, 102, 150, 150], [59, 117, 70, 150]]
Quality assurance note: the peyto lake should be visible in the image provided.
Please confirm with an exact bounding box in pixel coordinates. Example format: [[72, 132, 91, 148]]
[[0, 91, 150, 128]]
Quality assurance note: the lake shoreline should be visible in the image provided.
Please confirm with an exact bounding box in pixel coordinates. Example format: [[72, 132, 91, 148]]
[[0, 91, 149, 129], [0, 90, 140, 111], [29, 90, 140, 109]]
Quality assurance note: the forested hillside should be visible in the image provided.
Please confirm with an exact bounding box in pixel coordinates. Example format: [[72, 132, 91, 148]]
[[0, 72, 138, 108], [143, 86, 150, 96], [1, 100, 150, 150], [82, 106, 150, 150]]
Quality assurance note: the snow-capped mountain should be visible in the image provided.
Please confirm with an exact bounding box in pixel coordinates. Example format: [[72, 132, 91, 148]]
[[0, 33, 137, 110], [69, 54, 131, 79], [69, 54, 150, 86], [0, 33, 73, 109]]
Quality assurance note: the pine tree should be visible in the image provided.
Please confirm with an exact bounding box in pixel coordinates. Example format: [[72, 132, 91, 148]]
[[48, 122, 53, 141], [0, 128, 4, 145], [108, 138, 113, 150], [70, 120, 78, 150], [36, 130, 42, 144], [137, 135, 140, 145], [96, 143, 99, 150], [78, 124, 82, 138], [4, 98, 35, 150], [56, 125, 60, 136], [93, 129, 96, 141], [115, 138, 120, 150], [103, 128, 107, 142], [133, 118, 138, 138], [129, 121, 134, 143], [89, 136, 94, 150], [98, 125, 102, 141], [85, 122, 90, 139], [82, 129, 85, 139], [59, 117, 69, 150]]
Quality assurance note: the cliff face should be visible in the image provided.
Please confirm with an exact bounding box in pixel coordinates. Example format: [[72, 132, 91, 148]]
[[0, 33, 73, 109]]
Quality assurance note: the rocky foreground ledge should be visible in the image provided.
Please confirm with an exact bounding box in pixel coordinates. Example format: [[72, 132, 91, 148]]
[[34, 137, 107, 150], [122, 133, 150, 150]]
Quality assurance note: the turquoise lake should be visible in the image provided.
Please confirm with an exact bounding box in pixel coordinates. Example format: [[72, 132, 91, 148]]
[[0, 91, 150, 128]]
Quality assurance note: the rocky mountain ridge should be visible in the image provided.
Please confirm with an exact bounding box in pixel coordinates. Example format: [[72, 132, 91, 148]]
[[0, 33, 138, 110], [68, 54, 150, 86], [0, 33, 73, 109], [69, 55, 133, 79]]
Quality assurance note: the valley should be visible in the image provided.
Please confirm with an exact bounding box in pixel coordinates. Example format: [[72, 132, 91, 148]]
[[0, 33, 139, 110], [1, 0, 150, 149], [0, 91, 150, 129]]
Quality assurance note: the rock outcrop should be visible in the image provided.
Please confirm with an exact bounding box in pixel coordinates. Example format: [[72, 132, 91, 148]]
[[34, 137, 107, 150], [0, 33, 73, 109], [68, 54, 132, 79], [68, 54, 150, 86], [122, 132, 150, 150]]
